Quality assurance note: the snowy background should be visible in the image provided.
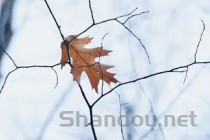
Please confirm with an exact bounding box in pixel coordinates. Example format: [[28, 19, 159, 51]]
[[0, 0, 210, 140]]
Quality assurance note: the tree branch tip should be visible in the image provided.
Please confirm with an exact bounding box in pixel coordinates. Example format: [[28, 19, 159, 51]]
[[133, 7, 138, 12], [200, 20, 205, 28], [85, 122, 91, 127]]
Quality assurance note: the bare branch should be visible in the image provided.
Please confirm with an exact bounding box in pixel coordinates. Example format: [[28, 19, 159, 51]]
[[99, 33, 109, 95], [0, 46, 17, 68], [124, 11, 149, 24], [51, 67, 58, 89], [183, 67, 189, 84], [0, 68, 17, 93], [17, 63, 60, 69], [77, 83, 97, 139], [89, 107, 97, 140], [43, 0, 72, 67], [0, 0, 15, 70], [88, 0, 95, 24], [44, 0, 150, 70], [117, 93, 126, 140], [116, 19, 151, 63], [194, 20, 205, 62], [85, 122, 91, 127], [92, 60, 210, 107], [0, 63, 60, 94], [0, 1, 208, 140], [78, 83, 91, 107], [114, 7, 138, 19]]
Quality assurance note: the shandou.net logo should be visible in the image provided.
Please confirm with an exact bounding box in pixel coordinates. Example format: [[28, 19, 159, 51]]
[[59, 111, 197, 127]]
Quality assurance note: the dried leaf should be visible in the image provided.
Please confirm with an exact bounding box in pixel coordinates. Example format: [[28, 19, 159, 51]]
[[60, 35, 118, 93]]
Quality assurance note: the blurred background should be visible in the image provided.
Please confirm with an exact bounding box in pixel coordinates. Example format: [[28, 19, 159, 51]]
[[0, 0, 210, 140]]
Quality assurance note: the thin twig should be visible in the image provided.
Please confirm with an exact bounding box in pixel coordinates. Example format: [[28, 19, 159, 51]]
[[124, 11, 149, 24], [44, 0, 150, 68], [43, 0, 72, 67], [85, 122, 91, 127], [183, 67, 189, 84], [51, 67, 58, 89], [194, 20, 205, 62], [92, 20, 207, 107], [99, 33, 109, 95], [88, 0, 95, 24], [92, 61, 210, 107], [0, 68, 17, 93], [117, 94, 126, 140], [112, 7, 138, 20], [78, 83, 91, 107], [116, 19, 151, 63], [0, 46, 18, 68], [0, 63, 60, 94], [0, 1, 207, 140], [17, 63, 60, 69]]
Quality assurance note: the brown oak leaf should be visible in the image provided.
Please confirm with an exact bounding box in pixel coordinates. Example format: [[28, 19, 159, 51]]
[[60, 35, 118, 93]]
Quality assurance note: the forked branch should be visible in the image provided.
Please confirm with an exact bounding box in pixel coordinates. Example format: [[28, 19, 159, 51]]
[[0, 1, 208, 140]]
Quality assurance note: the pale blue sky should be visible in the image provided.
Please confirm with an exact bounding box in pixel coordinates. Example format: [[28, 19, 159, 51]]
[[0, 0, 210, 140]]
